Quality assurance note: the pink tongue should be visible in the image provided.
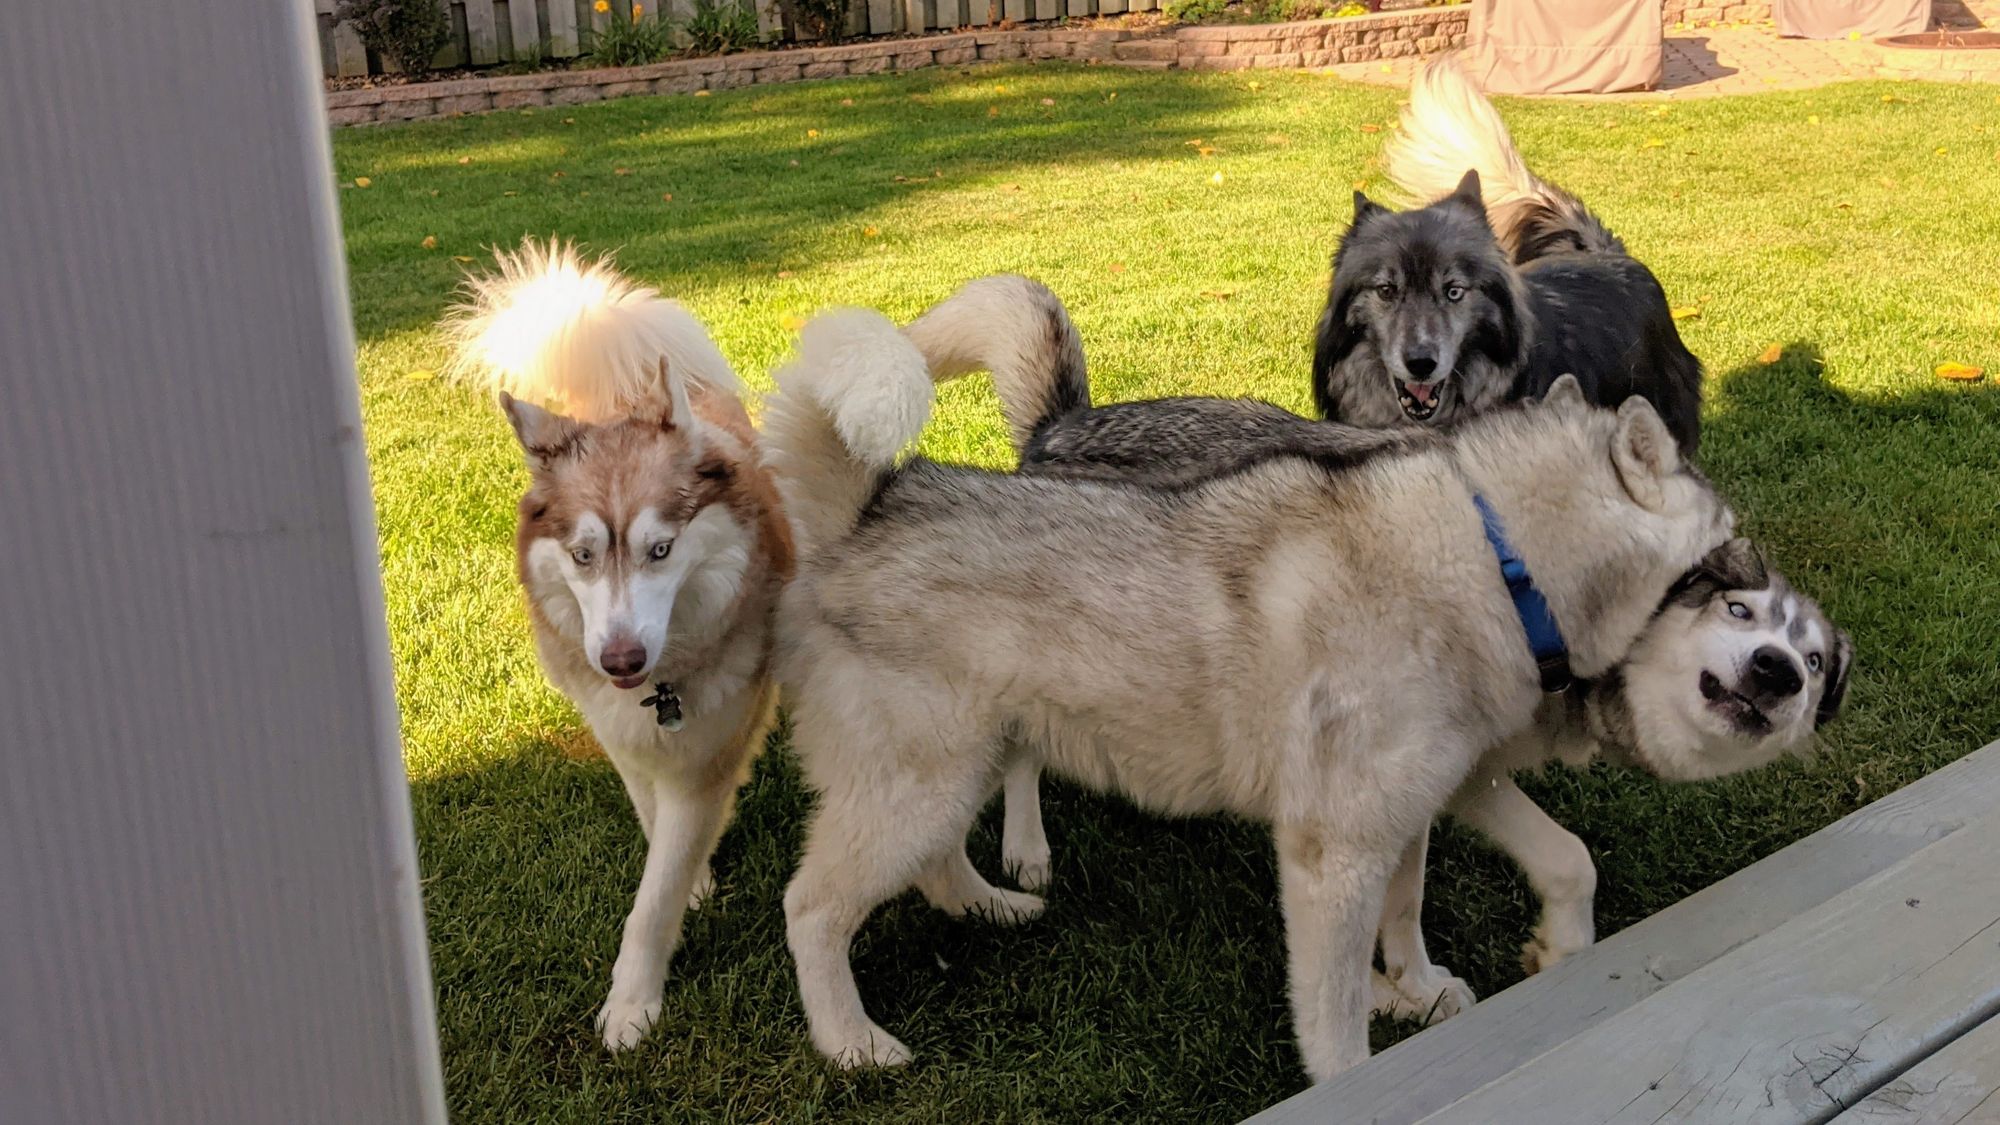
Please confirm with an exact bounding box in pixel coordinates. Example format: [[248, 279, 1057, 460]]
[[1405, 381, 1438, 406]]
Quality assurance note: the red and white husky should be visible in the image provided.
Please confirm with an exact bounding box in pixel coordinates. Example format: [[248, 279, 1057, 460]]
[[447, 241, 794, 1052]]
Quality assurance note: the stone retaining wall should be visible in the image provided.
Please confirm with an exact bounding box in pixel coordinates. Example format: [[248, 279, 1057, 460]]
[[1662, 0, 1773, 27], [326, 7, 1468, 126]]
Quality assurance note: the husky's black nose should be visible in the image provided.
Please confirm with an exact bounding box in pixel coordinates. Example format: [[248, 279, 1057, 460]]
[[601, 639, 647, 679], [1749, 646, 1802, 698], [1404, 353, 1438, 379]]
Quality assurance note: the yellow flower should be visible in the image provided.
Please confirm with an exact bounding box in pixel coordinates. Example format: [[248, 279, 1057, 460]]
[[594, 0, 609, 11]]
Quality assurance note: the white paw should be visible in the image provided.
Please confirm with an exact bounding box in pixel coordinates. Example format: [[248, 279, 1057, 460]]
[[825, 1024, 914, 1069], [1374, 966, 1476, 1025], [688, 865, 715, 911], [597, 994, 663, 1052], [1005, 848, 1052, 892], [965, 888, 1045, 926]]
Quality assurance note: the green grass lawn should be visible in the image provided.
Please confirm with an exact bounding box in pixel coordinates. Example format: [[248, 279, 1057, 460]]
[[335, 64, 2000, 1121]]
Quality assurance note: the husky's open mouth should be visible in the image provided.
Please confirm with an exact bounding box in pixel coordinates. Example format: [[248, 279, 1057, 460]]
[[1397, 379, 1444, 421], [1700, 671, 1771, 734], [611, 673, 648, 690]]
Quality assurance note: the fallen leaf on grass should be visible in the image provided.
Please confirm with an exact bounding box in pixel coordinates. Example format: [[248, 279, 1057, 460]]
[[404, 369, 435, 382], [1757, 343, 1783, 364], [694, 90, 711, 97], [421, 235, 439, 250], [807, 129, 821, 138], [1109, 263, 1127, 274], [1834, 201, 1852, 209], [1936, 361, 1986, 382], [862, 226, 880, 237], [1040, 97, 1055, 106], [503, 190, 518, 197], [840, 98, 854, 106], [1359, 123, 1381, 133], [1642, 138, 1665, 149], [614, 167, 632, 176], [780, 312, 807, 332], [453, 255, 474, 263], [457, 156, 472, 165], [550, 171, 566, 180], [987, 106, 999, 117], [353, 176, 372, 188], [1807, 114, 1821, 125], [1669, 305, 1702, 320], [777, 270, 795, 279], [1935, 146, 1948, 155]]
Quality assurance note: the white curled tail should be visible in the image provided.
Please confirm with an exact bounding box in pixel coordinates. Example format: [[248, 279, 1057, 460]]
[[761, 310, 935, 555]]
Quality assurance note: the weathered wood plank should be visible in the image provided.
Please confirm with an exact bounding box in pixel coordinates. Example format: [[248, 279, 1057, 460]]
[[1832, 1015, 2000, 1123], [937, 0, 964, 27], [1100, 0, 1127, 12], [463, 0, 500, 62], [1065, 0, 1090, 16], [902, 0, 927, 34], [331, 17, 370, 76], [506, 0, 541, 60], [1034, 0, 1059, 18], [1004, 0, 1029, 21], [869, 0, 896, 35], [754, 0, 781, 40], [1129, 0, 1155, 10], [547, 0, 581, 56], [1249, 740, 2000, 1125], [1412, 812, 2000, 1123]]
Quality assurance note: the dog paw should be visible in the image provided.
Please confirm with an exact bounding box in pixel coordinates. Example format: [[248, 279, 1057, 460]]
[[688, 865, 715, 911], [1521, 934, 1586, 975], [1004, 849, 1051, 893], [825, 1025, 914, 1069], [1374, 966, 1475, 1025], [597, 995, 663, 1053], [967, 888, 1045, 926]]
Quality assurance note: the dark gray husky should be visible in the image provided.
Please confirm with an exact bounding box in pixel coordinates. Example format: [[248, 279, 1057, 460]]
[[905, 274, 1849, 1024], [1316, 55, 1703, 454]]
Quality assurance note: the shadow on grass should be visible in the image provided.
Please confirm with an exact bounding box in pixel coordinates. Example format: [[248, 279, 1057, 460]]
[[333, 64, 1347, 343]]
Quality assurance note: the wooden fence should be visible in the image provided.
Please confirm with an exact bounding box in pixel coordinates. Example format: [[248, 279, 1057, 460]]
[[313, 0, 1161, 76]]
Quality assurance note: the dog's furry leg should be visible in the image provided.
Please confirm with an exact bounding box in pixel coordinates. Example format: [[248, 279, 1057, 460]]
[[616, 765, 658, 845], [1450, 773, 1597, 973], [783, 719, 992, 1069], [1374, 828, 1475, 1024], [1276, 820, 1396, 1083], [999, 752, 1052, 891], [597, 778, 735, 1052], [914, 840, 1045, 923]]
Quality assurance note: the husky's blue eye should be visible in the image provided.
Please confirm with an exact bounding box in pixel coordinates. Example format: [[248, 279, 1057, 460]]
[[570, 547, 594, 566], [1445, 285, 1467, 302], [1727, 601, 1751, 620], [1808, 652, 1824, 673], [649, 541, 672, 561]]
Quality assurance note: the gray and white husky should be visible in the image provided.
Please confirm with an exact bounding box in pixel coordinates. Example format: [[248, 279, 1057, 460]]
[[917, 275, 1852, 1024], [1317, 54, 1704, 454], [761, 290, 1735, 1082]]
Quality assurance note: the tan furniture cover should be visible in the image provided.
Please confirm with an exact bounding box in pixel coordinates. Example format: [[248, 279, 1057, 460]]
[[1465, 0, 1664, 94], [1773, 0, 1930, 38]]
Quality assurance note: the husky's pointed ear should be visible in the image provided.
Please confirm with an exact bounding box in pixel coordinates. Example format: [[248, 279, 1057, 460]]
[[1351, 190, 1389, 229], [1815, 628, 1854, 729], [500, 393, 583, 466], [1542, 373, 1588, 412], [651, 356, 708, 455], [1611, 395, 1679, 510], [1446, 168, 1484, 211]]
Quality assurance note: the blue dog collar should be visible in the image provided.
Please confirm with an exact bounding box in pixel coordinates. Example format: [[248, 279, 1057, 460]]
[[1472, 494, 1574, 693]]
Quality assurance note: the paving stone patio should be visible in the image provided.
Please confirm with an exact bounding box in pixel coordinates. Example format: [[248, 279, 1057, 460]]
[[1324, 0, 2000, 95]]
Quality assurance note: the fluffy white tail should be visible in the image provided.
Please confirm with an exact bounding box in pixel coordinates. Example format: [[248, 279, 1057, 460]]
[[903, 274, 1088, 453], [760, 310, 935, 555], [1383, 54, 1624, 261], [443, 239, 741, 423]]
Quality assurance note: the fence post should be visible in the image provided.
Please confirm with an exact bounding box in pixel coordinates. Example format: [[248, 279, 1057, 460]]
[[0, 2, 448, 1122]]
